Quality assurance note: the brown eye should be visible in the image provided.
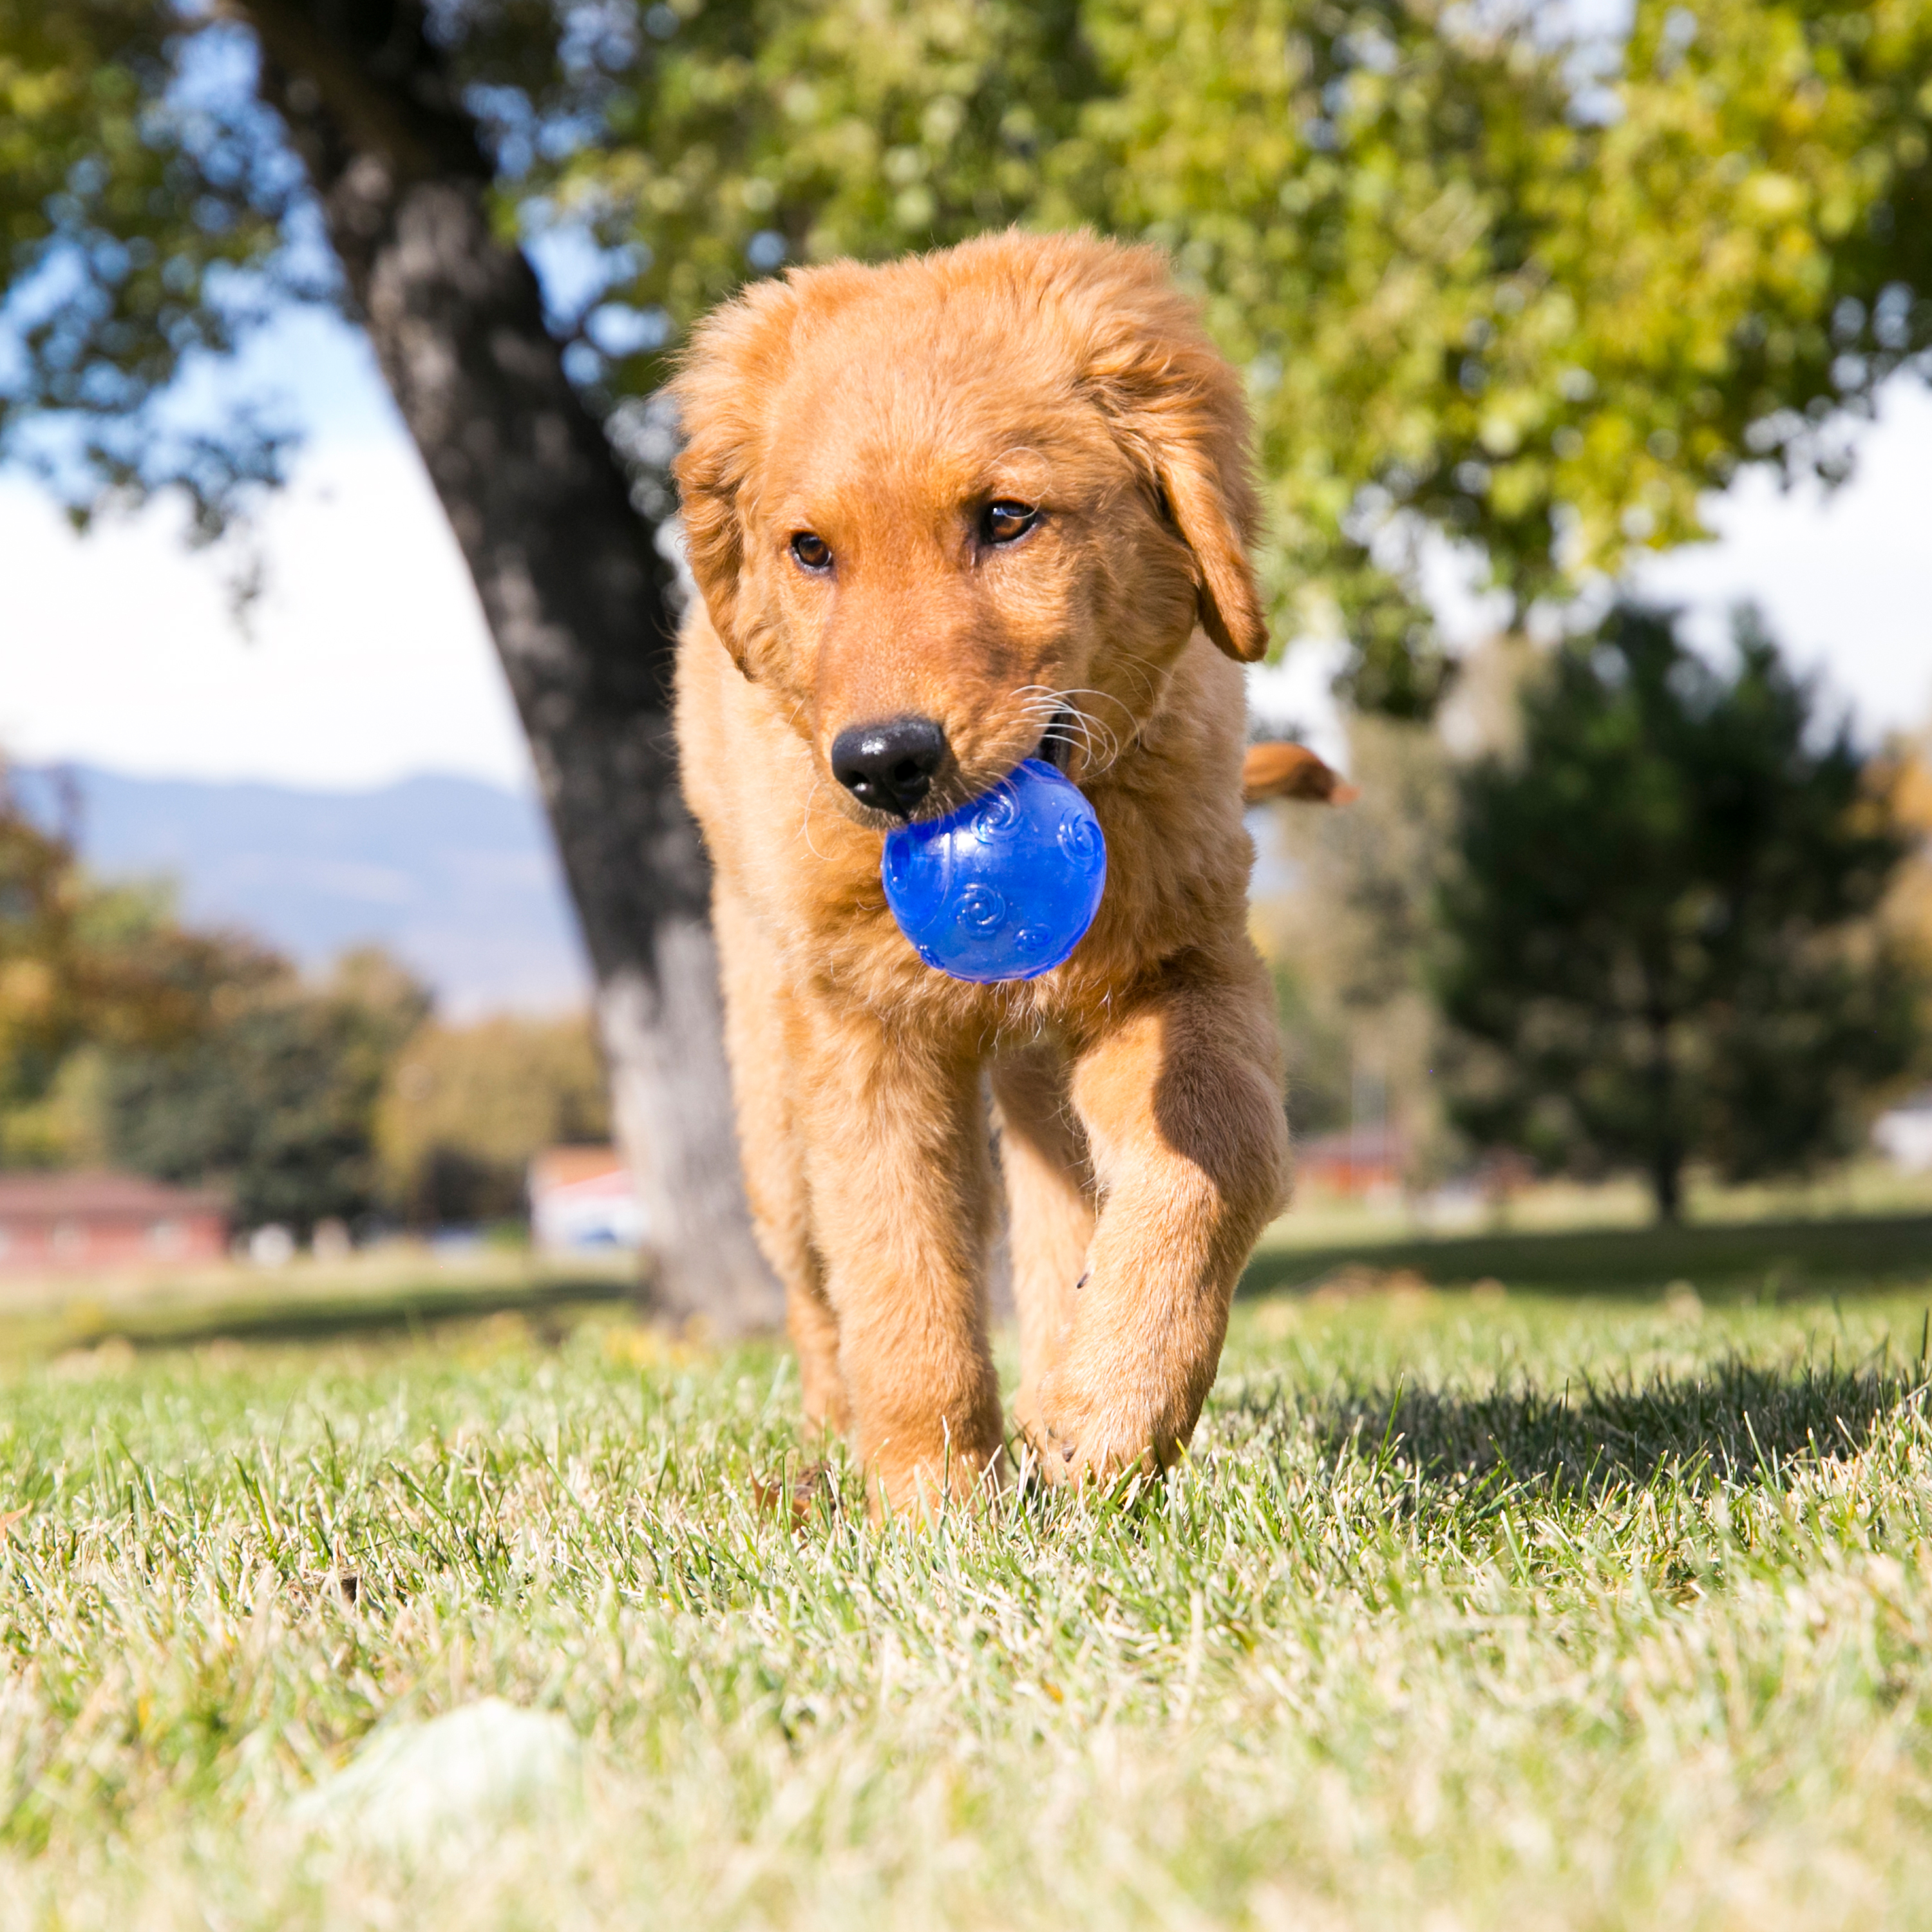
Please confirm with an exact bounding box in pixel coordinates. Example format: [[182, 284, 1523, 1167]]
[[981, 500, 1038, 545], [790, 531, 831, 572]]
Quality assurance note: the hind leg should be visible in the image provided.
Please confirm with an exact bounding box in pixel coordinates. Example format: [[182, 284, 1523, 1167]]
[[990, 1041, 1097, 1438], [715, 889, 847, 1435]]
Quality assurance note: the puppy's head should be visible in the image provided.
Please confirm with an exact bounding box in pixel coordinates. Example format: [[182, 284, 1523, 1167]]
[[672, 231, 1267, 825]]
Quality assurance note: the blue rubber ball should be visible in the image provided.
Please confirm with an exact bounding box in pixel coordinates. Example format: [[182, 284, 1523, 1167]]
[[882, 758, 1106, 983]]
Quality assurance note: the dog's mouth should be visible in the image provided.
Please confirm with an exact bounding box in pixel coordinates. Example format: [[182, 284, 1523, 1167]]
[[1034, 709, 1077, 773], [837, 710, 1082, 831]]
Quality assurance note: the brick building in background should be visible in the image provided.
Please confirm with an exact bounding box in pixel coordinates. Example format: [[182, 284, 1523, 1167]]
[[0, 1172, 228, 1273]]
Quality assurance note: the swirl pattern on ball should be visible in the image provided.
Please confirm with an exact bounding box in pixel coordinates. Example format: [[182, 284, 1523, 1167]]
[[880, 759, 1108, 983]]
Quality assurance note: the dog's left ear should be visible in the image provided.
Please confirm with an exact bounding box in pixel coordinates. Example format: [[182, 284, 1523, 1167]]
[[1080, 250, 1271, 663]]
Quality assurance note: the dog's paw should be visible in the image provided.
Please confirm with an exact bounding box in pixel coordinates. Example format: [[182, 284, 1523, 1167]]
[[865, 1443, 1007, 1521], [750, 1459, 835, 1528], [1025, 1371, 1181, 1489]]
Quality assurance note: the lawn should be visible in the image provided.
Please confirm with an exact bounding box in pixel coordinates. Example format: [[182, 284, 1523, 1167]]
[[6, 1266, 1932, 1928]]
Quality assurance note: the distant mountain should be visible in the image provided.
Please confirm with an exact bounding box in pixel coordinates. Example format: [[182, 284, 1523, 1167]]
[[16, 766, 591, 1017]]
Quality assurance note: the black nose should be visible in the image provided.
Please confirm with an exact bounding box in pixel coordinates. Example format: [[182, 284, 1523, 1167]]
[[829, 716, 947, 816]]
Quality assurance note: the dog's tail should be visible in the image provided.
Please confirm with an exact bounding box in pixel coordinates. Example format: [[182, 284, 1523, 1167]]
[[1241, 741, 1359, 806]]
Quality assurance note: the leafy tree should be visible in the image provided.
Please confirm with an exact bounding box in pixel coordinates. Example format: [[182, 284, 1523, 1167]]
[[568, 0, 1932, 706], [1249, 714, 1457, 1173], [101, 945, 430, 1233], [376, 1009, 610, 1226], [1436, 603, 1924, 1222], [2, 0, 782, 1322], [0, 769, 231, 1160], [0, 0, 300, 535], [7, 0, 1932, 1307]]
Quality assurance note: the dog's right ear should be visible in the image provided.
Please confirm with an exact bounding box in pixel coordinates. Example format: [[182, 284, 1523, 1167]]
[[670, 278, 805, 678]]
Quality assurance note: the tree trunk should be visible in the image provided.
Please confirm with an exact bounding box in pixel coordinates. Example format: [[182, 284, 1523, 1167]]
[[240, 0, 779, 1331], [1645, 998, 1683, 1226], [1649, 1141, 1683, 1226]]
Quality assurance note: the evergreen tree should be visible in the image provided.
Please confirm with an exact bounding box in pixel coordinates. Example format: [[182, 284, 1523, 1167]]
[[1437, 604, 1924, 1221]]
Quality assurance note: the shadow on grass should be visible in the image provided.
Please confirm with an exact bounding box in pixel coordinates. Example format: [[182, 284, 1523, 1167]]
[[1238, 1211, 1932, 1303], [1236, 1353, 1931, 1495], [68, 1276, 639, 1354]]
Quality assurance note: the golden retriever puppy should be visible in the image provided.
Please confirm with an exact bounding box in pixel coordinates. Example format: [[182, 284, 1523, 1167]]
[[672, 230, 1292, 1513]]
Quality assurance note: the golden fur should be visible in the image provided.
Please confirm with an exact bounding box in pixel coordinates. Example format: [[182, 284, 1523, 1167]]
[[672, 231, 1294, 1513]]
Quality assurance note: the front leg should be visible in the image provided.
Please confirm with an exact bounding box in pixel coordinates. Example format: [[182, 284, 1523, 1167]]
[[1031, 950, 1289, 1483], [990, 1041, 1095, 1435], [799, 1003, 1004, 1515]]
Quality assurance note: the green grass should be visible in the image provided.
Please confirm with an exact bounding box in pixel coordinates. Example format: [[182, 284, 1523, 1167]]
[[0, 1245, 637, 1361], [1242, 1209, 1932, 1300], [8, 1283, 1932, 1929]]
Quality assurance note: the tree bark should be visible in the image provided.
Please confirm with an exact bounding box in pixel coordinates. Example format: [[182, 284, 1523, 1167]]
[[1649, 1140, 1683, 1226], [1645, 998, 1683, 1226], [238, 0, 779, 1330]]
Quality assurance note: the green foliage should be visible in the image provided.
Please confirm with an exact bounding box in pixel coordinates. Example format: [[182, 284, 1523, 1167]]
[[0, 0, 300, 536], [1437, 602, 1926, 1219], [0, 773, 235, 1157], [564, 0, 1099, 326], [5, 0, 1931, 704], [375, 1010, 611, 1226], [568, 0, 1932, 703], [100, 945, 430, 1233], [1, 768, 459, 1231]]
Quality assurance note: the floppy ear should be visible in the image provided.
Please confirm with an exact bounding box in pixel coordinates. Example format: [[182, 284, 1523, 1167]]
[[669, 276, 808, 677], [1241, 741, 1359, 806], [1077, 249, 1271, 663]]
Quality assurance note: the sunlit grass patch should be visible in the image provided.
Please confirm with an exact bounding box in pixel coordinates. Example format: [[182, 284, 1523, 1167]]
[[5, 1291, 1932, 1928]]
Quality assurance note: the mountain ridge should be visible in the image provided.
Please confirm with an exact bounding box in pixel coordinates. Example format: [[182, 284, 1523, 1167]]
[[14, 764, 591, 1018]]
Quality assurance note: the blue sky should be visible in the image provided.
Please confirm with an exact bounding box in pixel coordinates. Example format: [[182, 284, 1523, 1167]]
[[3, 300, 1929, 793]]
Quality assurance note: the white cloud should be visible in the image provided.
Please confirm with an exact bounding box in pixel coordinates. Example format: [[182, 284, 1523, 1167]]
[[0, 431, 535, 792], [1634, 379, 1932, 746]]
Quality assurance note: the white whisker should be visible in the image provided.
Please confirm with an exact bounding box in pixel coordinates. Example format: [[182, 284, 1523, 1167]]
[[800, 776, 829, 861]]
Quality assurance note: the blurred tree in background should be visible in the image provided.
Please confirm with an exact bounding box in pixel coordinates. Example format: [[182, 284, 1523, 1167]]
[[0, 772, 232, 1163], [569, 0, 1932, 709], [0, 0, 301, 537], [1249, 715, 1455, 1164], [376, 1010, 610, 1227], [1435, 604, 1926, 1222], [99, 946, 430, 1235], [6, 0, 1932, 1281], [1, 777, 446, 1232]]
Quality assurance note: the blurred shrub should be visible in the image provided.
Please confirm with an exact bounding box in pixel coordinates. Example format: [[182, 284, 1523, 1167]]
[[0, 771, 244, 1164], [1882, 732, 1932, 1002], [375, 1012, 610, 1229], [1249, 715, 1459, 1184], [1, 766, 573, 1235], [98, 947, 431, 1235]]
